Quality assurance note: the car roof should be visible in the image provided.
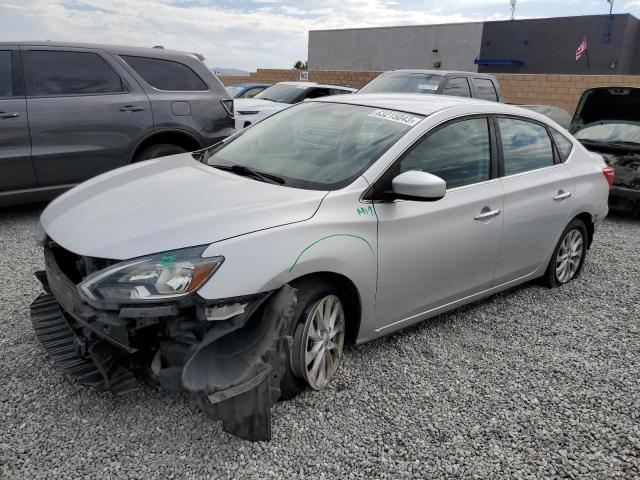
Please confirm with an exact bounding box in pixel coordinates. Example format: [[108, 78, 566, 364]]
[[228, 83, 272, 88], [311, 93, 545, 118], [382, 69, 496, 78], [0, 41, 203, 60], [277, 81, 357, 91]]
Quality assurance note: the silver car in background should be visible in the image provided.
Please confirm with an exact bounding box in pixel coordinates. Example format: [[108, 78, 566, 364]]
[[32, 94, 611, 441]]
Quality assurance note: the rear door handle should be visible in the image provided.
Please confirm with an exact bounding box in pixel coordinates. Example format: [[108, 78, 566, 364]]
[[119, 105, 145, 112], [553, 191, 572, 201], [0, 112, 19, 119], [474, 208, 501, 221]]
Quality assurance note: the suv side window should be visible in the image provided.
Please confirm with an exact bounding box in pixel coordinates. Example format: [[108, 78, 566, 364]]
[[498, 118, 554, 175], [441, 77, 471, 98], [25, 50, 124, 96], [400, 118, 491, 189], [121, 55, 207, 91], [550, 129, 573, 162], [0, 51, 12, 98], [472, 78, 498, 101]]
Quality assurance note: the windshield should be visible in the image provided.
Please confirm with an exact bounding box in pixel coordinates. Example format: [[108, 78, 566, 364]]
[[205, 102, 422, 190], [254, 84, 308, 104], [226, 86, 243, 97], [358, 73, 444, 94], [575, 122, 640, 145]]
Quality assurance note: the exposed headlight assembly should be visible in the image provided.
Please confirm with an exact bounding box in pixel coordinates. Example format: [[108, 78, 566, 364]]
[[78, 246, 224, 302]]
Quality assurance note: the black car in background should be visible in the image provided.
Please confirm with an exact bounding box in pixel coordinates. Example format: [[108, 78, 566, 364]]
[[570, 87, 640, 216], [0, 42, 235, 206]]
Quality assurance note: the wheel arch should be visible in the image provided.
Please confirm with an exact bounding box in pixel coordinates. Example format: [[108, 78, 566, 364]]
[[129, 128, 204, 163], [288, 271, 362, 346], [572, 212, 595, 249]]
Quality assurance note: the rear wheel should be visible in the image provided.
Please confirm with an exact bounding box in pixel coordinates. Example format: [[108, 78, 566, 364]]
[[133, 143, 188, 162], [280, 280, 346, 400], [542, 219, 588, 288]]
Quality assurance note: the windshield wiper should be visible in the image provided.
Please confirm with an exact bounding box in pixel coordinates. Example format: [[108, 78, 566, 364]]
[[211, 164, 285, 185]]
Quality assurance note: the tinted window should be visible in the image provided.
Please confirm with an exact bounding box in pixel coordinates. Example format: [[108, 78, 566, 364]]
[[473, 78, 498, 101], [499, 118, 554, 175], [400, 118, 491, 189], [243, 87, 264, 98], [304, 88, 331, 99], [121, 55, 207, 91], [550, 130, 573, 162], [358, 73, 444, 95], [330, 88, 352, 96], [26, 50, 123, 96], [0, 51, 12, 98], [442, 77, 471, 98], [255, 84, 307, 103]]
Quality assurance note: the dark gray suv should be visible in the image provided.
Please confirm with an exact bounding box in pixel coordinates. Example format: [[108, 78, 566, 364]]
[[0, 42, 235, 206]]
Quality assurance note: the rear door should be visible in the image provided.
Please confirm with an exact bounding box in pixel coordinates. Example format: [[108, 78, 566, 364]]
[[0, 47, 35, 192], [494, 116, 573, 284], [22, 47, 153, 186]]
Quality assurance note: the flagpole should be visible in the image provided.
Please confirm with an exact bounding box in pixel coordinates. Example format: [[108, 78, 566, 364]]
[[585, 45, 591, 69]]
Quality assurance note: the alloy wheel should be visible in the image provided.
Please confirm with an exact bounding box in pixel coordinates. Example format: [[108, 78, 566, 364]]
[[555, 229, 584, 284], [299, 294, 345, 390]]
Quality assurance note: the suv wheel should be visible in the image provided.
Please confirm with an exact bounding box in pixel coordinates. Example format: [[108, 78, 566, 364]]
[[134, 143, 188, 162]]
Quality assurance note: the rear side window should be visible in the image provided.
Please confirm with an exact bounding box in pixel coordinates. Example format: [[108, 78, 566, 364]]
[[25, 50, 124, 96], [499, 118, 554, 175], [400, 118, 491, 189], [442, 77, 471, 98], [473, 78, 498, 101], [0, 51, 12, 98], [329, 88, 351, 96], [121, 55, 207, 91], [550, 129, 573, 162]]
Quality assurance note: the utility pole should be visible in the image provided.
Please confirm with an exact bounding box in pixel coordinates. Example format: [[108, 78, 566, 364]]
[[510, 0, 517, 20]]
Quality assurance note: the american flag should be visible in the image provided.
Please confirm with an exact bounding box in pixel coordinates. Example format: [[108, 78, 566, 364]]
[[576, 37, 588, 61]]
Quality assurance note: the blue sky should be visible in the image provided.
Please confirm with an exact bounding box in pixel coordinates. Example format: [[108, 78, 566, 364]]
[[1, 1, 638, 70]]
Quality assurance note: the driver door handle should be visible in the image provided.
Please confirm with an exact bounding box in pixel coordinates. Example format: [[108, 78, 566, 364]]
[[0, 112, 19, 119], [119, 105, 145, 112], [553, 191, 572, 201], [474, 209, 501, 221]]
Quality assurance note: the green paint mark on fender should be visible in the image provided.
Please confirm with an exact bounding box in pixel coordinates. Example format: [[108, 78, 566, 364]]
[[288, 234, 374, 273], [356, 205, 375, 216]]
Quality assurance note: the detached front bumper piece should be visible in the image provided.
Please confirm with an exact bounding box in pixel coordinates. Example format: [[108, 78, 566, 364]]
[[30, 242, 298, 441]]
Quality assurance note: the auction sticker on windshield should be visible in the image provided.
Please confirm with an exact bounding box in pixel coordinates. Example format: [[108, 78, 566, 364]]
[[368, 109, 422, 127], [418, 84, 439, 91]]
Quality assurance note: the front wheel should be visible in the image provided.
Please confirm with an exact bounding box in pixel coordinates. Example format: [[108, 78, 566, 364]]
[[542, 219, 588, 288], [280, 280, 346, 399]]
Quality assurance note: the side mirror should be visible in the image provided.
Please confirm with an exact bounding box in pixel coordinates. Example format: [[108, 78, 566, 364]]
[[391, 170, 446, 201]]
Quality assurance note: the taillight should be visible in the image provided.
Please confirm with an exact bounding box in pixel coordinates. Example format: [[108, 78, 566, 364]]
[[602, 166, 615, 189], [220, 99, 234, 117]]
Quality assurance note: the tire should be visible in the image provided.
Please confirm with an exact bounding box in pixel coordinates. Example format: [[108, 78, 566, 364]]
[[280, 279, 347, 400], [133, 143, 188, 162], [541, 219, 588, 288]]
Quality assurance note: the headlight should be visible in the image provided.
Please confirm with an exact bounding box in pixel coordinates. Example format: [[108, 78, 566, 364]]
[[78, 246, 224, 302]]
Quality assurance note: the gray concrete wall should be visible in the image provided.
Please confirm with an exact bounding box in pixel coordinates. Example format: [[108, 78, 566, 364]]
[[308, 23, 483, 72], [478, 15, 639, 75]]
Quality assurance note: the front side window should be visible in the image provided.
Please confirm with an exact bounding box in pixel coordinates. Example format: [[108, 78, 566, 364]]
[[550, 129, 574, 162], [399, 118, 491, 189], [0, 51, 12, 98], [499, 118, 554, 175], [121, 55, 207, 91], [473, 78, 498, 102], [26, 50, 123, 96], [255, 84, 307, 104], [358, 73, 444, 95], [441, 77, 471, 98], [205, 102, 421, 190]]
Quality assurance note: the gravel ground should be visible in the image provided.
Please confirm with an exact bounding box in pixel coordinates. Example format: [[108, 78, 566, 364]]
[[1, 204, 639, 479]]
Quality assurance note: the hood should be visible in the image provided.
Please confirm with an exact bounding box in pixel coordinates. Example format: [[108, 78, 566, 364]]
[[570, 87, 640, 134], [234, 98, 290, 113], [41, 154, 327, 260]]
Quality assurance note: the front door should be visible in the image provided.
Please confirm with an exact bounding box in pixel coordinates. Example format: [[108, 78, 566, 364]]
[[22, 47, 153, 187], [374, 116, 504, 330], [0, 48, 35, 193]]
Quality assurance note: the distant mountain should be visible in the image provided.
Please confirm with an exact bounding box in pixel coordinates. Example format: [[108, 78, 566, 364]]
[[212, 68, 250, 76]]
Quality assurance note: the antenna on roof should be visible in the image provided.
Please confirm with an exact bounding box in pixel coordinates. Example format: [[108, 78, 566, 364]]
[[510, 0, 517, 20]]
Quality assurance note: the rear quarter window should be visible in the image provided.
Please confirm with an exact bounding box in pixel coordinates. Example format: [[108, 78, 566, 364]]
[[121, 55, 207, 91], [550, 129, 574, 162], [472, 78, 499, 102]]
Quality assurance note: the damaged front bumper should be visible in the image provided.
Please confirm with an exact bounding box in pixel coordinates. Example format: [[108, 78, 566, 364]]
[[31, 245, 297, 441]]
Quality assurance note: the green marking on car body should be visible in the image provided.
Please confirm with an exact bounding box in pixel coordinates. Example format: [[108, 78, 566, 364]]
[[356, 205, 374, 216], [289, 234, 374, 272]]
